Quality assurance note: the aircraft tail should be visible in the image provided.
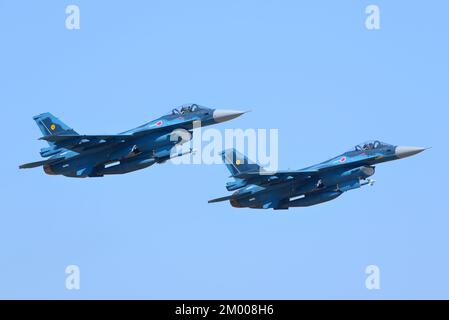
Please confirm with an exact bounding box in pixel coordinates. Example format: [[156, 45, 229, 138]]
[[220, 148, 262, 176], [33, 113, 78, 147]]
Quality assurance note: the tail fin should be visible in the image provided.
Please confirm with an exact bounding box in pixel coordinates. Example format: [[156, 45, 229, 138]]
[[33, 113, 78, 137], [33, 113, 78, 146], [220, 148, 263, 176]]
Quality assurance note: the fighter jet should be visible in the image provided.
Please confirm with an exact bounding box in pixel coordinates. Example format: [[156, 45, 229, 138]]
[[209, 141, 426, 209], [20, 104, 244, 177]]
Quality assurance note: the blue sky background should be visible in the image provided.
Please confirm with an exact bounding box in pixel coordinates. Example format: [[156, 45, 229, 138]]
[[1, 0, 448, 299]]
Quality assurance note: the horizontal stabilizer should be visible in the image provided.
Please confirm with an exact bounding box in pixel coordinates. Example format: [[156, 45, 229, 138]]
[[208, 195, 237, 203], [208, 191, 251, 203], [19, 157, 63, 169]]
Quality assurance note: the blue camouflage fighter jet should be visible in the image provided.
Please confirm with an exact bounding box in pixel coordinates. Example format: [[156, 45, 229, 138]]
[[209, 141, 426, 209], [20, 104, 244, 177]]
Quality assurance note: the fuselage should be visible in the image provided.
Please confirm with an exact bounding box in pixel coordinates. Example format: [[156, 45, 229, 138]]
[[227, 141, 425, 209], [37, 104, 245, 178]]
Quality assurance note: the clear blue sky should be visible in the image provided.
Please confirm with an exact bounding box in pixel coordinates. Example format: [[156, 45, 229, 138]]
[[1, 0, 448, 299]]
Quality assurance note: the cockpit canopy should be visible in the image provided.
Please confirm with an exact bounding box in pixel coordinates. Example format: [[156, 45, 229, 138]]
[[171, 103, 210, 115], [354, 140, 393, 151]]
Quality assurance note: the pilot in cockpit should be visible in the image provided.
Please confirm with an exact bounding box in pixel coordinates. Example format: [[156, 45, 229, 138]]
[[180, 104, 198, 114], [363, 143, 373, 150], [355, 141, 377, 151], [180, 106, 190, 114], [356, 141, 388, 151], [172, 104, 202, 115]]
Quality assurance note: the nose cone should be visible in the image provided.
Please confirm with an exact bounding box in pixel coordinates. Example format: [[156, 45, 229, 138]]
[[213, 109, 245, 123], [395, 146, 426, 159]]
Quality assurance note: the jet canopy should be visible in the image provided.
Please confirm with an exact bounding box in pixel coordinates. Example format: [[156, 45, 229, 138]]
[[354, 140, 393, 151], [171, 103, 210, 115]]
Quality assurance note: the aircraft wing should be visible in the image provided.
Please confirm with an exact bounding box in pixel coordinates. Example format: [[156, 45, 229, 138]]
[[235, 156, 382, 181], [40, 134, 134, 152], [230, 156, 382, 186], [232, 169, 318, 181]]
